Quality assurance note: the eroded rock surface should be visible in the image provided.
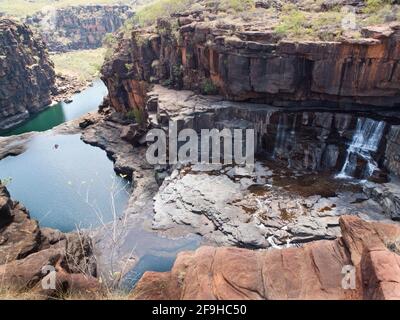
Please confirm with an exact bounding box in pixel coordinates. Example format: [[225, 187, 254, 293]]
[[0, 185, 99, 298], [102, 3, 400, 114], [0, 19, 56, 130], [153, 162, 394, 248], [132, 216, 400, 300]]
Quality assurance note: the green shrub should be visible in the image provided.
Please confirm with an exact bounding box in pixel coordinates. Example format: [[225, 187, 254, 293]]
[[201, 79, 218, 95], [133, 108, 145, 125], [172, 64, 183, 78], [311, 11, 344, 41], [0, 177, 12, 186], [133, 0, 195, 27], [363, 0, 394, 14], [363, 2, 396, 25], [275, 9, 310, 37], [161, 79, 173, 87], [126, 108, 145, 125], [125, 63, 134, 72], [219, 0, 255, 12]]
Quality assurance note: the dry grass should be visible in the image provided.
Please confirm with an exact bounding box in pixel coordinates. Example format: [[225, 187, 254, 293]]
[[0, 287, 133, 300]]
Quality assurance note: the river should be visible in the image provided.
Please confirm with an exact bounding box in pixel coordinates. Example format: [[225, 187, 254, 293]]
[[0, 79, 130, 232], [0, 79, 200, 289], [1, 79, 107, 136]]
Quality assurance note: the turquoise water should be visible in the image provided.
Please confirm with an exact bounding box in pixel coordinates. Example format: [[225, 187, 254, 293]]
[[0, 78, 200, 282], [0, 79, 129, 232], [0, 133, 130, 232], [122, 236, 200, 289], [1, 79, 107, 136]]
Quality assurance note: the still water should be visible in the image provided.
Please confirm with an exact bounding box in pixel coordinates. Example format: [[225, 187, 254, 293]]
[[0, 133, 130, 232], [0, 79, 199, 285], [1, 79, 107, 136]]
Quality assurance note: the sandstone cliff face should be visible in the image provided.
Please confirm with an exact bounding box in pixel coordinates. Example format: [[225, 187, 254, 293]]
[[102, 9, 400, 115], [0, 19, 55, 130], [26, 5, 133, 52], [132, 216, 400, 300], [0, 185, 99, 298]]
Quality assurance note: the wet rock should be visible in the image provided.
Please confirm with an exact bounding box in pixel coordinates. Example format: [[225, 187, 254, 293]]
[[81, 116, 150, 180], [385, 125, 400, 177], [79, 118, 95, 129], [363, 181, 400, 221], [152, 157, 398, 248], [120, 123, 148, 146], [132, 216, 400, 300]]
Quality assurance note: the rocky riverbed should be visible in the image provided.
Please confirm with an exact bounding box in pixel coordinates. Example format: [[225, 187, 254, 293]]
[[1, 97, 400, 298]]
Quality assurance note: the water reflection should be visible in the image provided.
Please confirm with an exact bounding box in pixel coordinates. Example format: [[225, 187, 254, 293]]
[[1, 79, 107, 136]]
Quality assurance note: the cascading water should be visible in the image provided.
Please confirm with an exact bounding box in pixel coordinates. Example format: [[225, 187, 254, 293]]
[[272, 114, 297, 167], [336, 118, 385, 179]]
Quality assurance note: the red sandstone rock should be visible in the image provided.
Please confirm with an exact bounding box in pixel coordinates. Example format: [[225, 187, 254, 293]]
[[131, 216, 400, 300], [0, 185, 99, 298], [102, 10, 400, 116]]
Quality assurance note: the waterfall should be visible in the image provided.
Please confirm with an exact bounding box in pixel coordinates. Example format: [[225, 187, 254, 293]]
[[336, 118, 385, 179], [272, 114, 296, 166]]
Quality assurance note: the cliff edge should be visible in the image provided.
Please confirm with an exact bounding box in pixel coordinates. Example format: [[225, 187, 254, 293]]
[[0, 19, 55, 130]]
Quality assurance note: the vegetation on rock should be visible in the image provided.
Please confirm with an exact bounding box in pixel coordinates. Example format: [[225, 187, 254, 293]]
[[51, 48, 106, 82]]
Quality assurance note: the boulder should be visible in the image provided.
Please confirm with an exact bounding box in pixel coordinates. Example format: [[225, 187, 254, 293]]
[[0, 186, 41, 265], [0, 185, 99, 298]]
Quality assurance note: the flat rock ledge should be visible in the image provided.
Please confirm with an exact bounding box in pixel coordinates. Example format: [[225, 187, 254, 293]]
[[132, 216, 400, 300]]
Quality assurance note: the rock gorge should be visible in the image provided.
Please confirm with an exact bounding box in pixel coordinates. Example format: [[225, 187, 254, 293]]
[[96, 0, 400, 300], [0, 19, 55, 130], [25, 5, 134, 52], [1, 0, 400, 301]]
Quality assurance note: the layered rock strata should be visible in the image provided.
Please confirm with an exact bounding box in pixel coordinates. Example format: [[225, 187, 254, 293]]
[[97, 84, 398, 250], [102, 8, 400, 115], [0, 19, 56, 130]]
